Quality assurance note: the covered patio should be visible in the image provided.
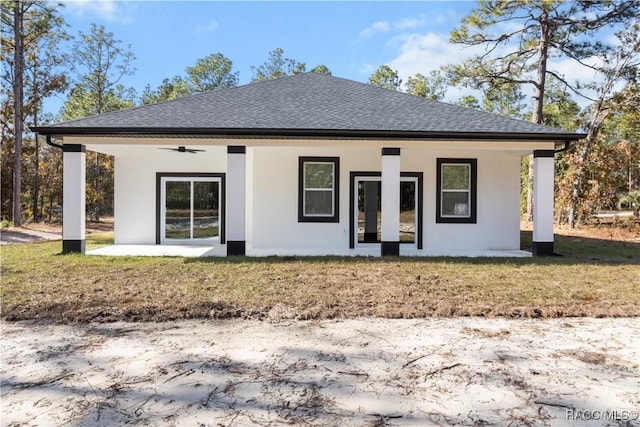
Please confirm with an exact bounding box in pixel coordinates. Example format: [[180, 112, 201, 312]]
[[86, 244, 532, 258]]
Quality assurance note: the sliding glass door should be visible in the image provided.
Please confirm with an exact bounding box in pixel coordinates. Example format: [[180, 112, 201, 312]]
[[161, 177, 221, 244]]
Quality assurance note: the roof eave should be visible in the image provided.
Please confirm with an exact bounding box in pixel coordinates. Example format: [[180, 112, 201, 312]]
[[31, 126, 586, 142]]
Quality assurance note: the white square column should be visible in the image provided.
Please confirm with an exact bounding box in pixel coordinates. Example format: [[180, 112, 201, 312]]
[[532, 150, 555, 256], [381, 148, 400, 256], [62, 144, 86, 254], [227, 146, 246, 256]]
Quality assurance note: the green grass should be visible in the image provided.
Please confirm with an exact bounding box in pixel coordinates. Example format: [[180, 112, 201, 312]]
[[1, 229, 639, 323]]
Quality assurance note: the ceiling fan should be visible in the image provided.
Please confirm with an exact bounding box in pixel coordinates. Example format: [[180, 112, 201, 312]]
[[158, 146, 205, 154]]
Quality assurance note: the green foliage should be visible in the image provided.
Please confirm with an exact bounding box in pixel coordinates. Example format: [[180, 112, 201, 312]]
[[447, 0, 638, 118], [141, 52, 241, 105], [1, 0, 68, 223], [368, 65, 401, 91], [62, 84, 135, 120], [617, 191, 640, 215], [310, 64, 332, 75], [140, 76, 191, 105], [251, 48, 306, 82], [67, 23, 136, 116], [405, 70, 446, 100], [185, 52, 238, 92], [481, 83, 528, 119], [542, 77, 581, 131], [455, 95, 481, 110]]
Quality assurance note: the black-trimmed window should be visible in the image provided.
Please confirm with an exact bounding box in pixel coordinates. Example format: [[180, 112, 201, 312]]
[[298, 157, 339, 222], [436, 158, 477, 223]]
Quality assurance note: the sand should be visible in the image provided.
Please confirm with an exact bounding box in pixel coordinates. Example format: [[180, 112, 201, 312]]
[[1, 317, 639, 426]]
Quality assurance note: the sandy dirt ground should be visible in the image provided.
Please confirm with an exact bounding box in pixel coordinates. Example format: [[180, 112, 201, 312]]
[[0, 221, 113, 245], [1, 318, 638, 426]]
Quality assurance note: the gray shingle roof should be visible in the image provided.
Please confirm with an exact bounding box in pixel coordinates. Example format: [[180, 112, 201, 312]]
[[34, 73, 583, 141]]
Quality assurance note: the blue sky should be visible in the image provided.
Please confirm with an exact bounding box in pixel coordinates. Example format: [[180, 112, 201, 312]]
[[48, 0, 614, 118], [47, 1, 478, 115]]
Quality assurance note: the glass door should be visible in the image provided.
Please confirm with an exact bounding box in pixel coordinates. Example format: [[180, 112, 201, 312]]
[[354, 175, 418, 248], [161, 177, 221, 244]]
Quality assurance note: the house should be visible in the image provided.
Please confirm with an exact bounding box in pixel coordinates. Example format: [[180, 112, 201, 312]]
[[33, 73, 584, 257]]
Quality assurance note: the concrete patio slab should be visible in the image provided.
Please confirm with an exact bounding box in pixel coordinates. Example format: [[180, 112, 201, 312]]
[[87, 245, 532, 258], [87, 245, 218, 257]]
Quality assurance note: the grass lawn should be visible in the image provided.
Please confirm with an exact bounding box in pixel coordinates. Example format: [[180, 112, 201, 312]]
[[1, 224, 639, 323]]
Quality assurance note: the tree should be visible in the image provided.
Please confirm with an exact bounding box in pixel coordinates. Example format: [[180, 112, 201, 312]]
[[185, 52, 238, 92], [455, 95, 481, 110], [310, 64, 331, 75], [140, 76, 191, 105], [448, 0, 639, 221], [64, 23, 136, 220], [617, 191, 640, 216], [566, 25, 640, 227], [481, 82, 528, 119], [67, 23, 135, 116], [251, 48, 306, 82], [368, 65, 401, 91], [1, 1, 67, 224], [405, 70, 446, 100], [11, 0, 25, 226]]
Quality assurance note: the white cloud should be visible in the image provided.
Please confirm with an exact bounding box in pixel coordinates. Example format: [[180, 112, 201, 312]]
[[386, 31, 616, 108], [394, 15, 427, 31], [195, 18, 219, 35], [385, 32, 491, 102], [62, 0, 137, 25], [388, 32, 482, 80], [359, 21, 390, 39]]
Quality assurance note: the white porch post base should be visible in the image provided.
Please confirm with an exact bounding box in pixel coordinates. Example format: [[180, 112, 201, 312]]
[[532, 150, 555, 256], [381, 148, 400, 256], [227, 146, 246, 256], [62, 144, 86, 254]]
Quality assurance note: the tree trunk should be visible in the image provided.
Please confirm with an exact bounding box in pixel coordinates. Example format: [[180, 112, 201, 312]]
[[32, 64, 40, 222], [526, 9, 551, 222], [12, 0, 24, 227], [567, 140, 592, 228], [568, 118, 602, 228]]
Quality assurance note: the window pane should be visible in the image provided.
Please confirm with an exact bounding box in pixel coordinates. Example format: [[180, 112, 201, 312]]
[[193, 181, 219, 239], [305, 190, 333, 215], [442, 164, 470, 190], [400, 181, 416, 243], [442, 191, 469, 216], [305, 163, 333, 189], [165, 181, 191, 239], [357, 181, 381, 243]]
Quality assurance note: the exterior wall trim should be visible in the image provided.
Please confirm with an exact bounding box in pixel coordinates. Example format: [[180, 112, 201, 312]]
[[532, 241, 554, 256], [435, 158, 477, 224], [298, 156, 340, 223], [62, 144, 86, 153], [227, 240, 246, 256], [533, 149, 555, 158], [227, 145, 246, 154], [381, 147, 401, 156], [63, 239, 86, 253]]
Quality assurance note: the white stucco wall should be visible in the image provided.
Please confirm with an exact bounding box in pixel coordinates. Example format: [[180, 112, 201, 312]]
[[248, 145, 522, 255], [113, 145, 227, 245], [409, 149, 522, 253], [80, 138, 537, 256]]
